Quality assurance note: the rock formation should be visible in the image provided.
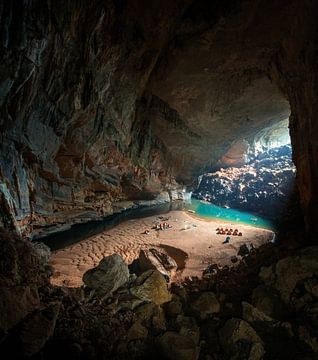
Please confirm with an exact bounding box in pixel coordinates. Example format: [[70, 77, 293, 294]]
[[0, 0, 187, 238], [193, 144, 296, 220], [1, 0, 318, 358], [0, 0, 318, 238]]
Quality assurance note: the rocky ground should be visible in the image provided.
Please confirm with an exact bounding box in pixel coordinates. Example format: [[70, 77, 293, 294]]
[[1, 228, 318, 359], [193, 145, 297, 221]]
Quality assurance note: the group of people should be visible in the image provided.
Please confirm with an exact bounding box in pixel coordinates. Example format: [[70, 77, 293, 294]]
[[142, 222, 172, 235], [216, 227, 242, 236], [154, 222, 172, 231]]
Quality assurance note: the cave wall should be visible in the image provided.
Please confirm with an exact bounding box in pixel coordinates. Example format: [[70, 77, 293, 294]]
[[1, 0, 318, 238], [267, 1, 318, 234], [0, 0, 190, 237]]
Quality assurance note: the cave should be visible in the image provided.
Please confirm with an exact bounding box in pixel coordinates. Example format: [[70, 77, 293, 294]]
[[1, 1, 318, 359]]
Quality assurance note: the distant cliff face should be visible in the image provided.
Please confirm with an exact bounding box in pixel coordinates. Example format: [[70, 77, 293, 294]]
[[0, 0, 318, 238], [193, 145, 296, 221]]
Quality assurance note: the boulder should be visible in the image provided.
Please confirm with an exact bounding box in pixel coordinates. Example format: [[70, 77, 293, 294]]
[[0, 285, 40, 333], [242, 302, 298, 359], [199, 318, 220, 348], [130, 270, 171, 305], [127, 321, 148, 341], [135, 302, 160, 324], [116, 293, 145, 311], [83, 254, 129, 297], [242, 301, 274, 323], [219, 318, 265, 360], [32, 242, 51, 264], [304, 278, 318, 298], [134, 302, 167, 333], [171, 284, 188, 302], [259, 246, 318, 304], [165, 296, 183, 318], [19, 302, 60, 356], [176, 315, 200, 345], [252, 285, 283, 320], [152, 309, 167, 334], [190, 292, 220, 320], [298, 325, 318, 353], [158, 331, 200, 360], [138, 248, 177, 279]]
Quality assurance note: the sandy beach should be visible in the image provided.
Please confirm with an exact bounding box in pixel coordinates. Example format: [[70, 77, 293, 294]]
[[49, 210, 274, 287]]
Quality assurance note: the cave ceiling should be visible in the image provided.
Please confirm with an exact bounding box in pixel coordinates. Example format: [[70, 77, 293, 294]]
[[143, 0, 292, 181]]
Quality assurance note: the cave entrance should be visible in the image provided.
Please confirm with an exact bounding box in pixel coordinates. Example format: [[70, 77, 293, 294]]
[[191, 118, 297, 229]]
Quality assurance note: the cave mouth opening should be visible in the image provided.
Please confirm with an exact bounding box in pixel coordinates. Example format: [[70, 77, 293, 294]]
[[191, 118, 297, 229]]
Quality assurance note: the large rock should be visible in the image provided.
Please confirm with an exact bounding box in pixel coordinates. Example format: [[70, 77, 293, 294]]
[[252, 285, 283, 320], [0, 285, 40, 333], [190, 292, 220, 320], [126, 321, 148, 341], [31, 242, 51, 264], [219, 318, 265, 360], [158, 331, 200, 360], [19, 302, 61, 356], [175, 315, 200, 345], [259, 246, 318, 304], [135, 302, 167, 333], [242, 302, 300, 359], [83, 254, 129, 297], [242, 301, 274, 323], [130, 270, 171, 305], [139, 248, 177, 279], [165, 296, 183, 318]]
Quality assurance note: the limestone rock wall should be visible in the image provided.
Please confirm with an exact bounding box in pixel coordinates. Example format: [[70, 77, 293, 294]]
[[193, 145, 296, 221], [0, 0, 188, 237], [1, 0, 318, 238], [267, 1, 318, 234]]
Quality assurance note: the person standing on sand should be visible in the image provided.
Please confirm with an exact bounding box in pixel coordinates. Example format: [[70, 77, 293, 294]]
[[222, 236, 230, 244]]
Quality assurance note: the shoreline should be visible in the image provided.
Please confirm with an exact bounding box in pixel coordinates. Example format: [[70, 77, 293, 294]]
[[49, 209, 274, 288], [187, 211, 275, 231]]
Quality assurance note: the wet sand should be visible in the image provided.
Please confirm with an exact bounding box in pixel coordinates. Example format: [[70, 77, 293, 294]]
[[49, 210, 274, 287]]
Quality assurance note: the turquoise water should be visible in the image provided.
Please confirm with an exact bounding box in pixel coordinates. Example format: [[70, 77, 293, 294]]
[[187, 199, 274, 230]]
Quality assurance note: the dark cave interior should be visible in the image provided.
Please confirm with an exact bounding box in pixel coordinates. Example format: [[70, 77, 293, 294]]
[[1, 0, 318, 359]]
